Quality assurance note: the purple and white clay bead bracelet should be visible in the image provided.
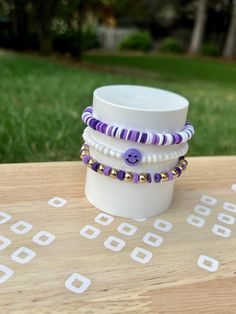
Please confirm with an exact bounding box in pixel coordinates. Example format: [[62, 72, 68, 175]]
[[82, 106, 194, 146], [80, 143, 188, 184]]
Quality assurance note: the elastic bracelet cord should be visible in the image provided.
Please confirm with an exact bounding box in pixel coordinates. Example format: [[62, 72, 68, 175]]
[[81, 106, 194, 146], [80, 143, 188, 184]]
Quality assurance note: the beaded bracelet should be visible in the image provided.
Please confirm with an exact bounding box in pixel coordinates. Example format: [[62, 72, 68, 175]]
[[82, 106, 194, 146], [80, 143, 188, 184], [83, 127, 189, 164]]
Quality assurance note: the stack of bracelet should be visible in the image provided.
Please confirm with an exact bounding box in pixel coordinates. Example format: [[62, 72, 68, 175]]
[[80, 143, 188, 184]]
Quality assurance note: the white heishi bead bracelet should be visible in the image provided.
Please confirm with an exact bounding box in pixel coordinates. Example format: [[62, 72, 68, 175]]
[[82, 127, 189, 164]]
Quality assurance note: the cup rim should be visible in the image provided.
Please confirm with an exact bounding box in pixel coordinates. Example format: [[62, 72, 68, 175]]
[[94, 85, 189, 113]]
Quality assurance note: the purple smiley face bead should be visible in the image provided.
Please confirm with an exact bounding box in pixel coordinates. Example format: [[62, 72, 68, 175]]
[[123, 148, 142, 167]]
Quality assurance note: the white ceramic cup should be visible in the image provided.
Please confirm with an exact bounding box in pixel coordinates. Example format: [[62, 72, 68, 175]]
[[84, 85, 189, 218]]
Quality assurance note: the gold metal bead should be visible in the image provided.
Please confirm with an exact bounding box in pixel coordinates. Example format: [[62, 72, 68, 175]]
[[171, 168, 179, 178], [97, 164, 105, 174], [80, 150, 88, 157], [88, 158, 95, 167], [139, 173, 148, 183], [160, 171, 168, 181], [124, 172, 133, 182], [110, 168, 118, 178], [81, 145, 88, 151]]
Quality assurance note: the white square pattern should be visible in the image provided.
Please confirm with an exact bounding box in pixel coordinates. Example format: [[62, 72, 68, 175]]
[[94, 213, 114, 226], [223, 202, 236, 213], [194, 205, 212, 216], [200, 195, 217, 206], [231, 184, 236, 191], [80, 225, 101, 239], [65, 273, 91, 294], [143, 232, 163, 247], [0, 235, 12, 251], [0, 264, 14, 284], [130, 247, 153, 264], [117, 223, 138, 236], [104, 236, 126, 252], [33, 231, 56, 246], [217, 213, 235, 225], [10, 220, 33, 235], [212, 224, 231, 238], [186, 215, 205, 228], [197, 255, 219, 272], [11, 247, 36, 264], [0, 212, 11, 225], [153, 219, 172, 232], [48, 196, 68, 208]]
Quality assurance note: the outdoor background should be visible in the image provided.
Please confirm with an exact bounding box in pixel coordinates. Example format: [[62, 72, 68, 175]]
[[0, 0, 236, 163]]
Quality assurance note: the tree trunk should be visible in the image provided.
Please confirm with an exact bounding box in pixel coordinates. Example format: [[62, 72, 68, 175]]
[[189, 0, 208, 54], [223, 0, 236, 58], [32, 0, 58, 55]]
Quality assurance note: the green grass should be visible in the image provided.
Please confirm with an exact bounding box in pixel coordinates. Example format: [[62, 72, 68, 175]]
[[0, 51, 235, 163]]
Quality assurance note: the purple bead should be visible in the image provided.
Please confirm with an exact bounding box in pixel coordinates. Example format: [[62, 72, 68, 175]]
[[147, 173, 152, 183], [86, 107, 93, 113], [175, 167, 182, 177], [101, 123, 107, 134], [123, 148, 142, 167], [166, 170, 173, 181], [113, 127, 119, 137], [82, 155, 90, 164], [108, 125, 113, 136], [135, 131, 140, 142], [127, 130, 133, 140], [117, 170, 125, 180], [120, 129, 126, 139], [133, 173, 139, 183], [123, 128, 128, 140], [92, 162, 99, 172], [154, 173, 161, 183], [162, 135, 167, 145], [104, 166, 111, 176], [140, 133, 148, 143], [130, 131, 137, 142]]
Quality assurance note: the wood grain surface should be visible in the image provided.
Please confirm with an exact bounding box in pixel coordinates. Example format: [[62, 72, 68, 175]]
[[0, 156, 236, 314]]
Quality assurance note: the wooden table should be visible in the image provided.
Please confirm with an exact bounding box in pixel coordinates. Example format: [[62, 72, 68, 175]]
[[0, 157, 236, 314]]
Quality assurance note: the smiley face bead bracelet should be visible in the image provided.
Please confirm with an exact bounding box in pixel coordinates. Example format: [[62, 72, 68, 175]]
[[80, 143, 188, 184], [82, 106, 194, 146]]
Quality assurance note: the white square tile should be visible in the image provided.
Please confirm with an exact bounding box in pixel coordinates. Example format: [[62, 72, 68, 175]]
[[48, 196, 68, 208], [223, 201, 236, 213], [94, 213, 114, 226], [0, 212, 11, 225], [194, 204, 212, 216], [0, 235, 12, 251], [11, 247, 36, 264], [10, 220, 33, 235], [143, 232, 163, 247], [33, 231, 56, 246], [217, 213, 235, 225], [186, 215, 205, 228], [130, 247, 153, 264], [212, 224, 231, 238], [197, 255, 219, 272], [153, 219, 172, 232], [65, 273, 91, 294], [117, 223, 137, 236], [104, 236, 126, 252], [80, 225, 101, 239], [231, 184, 236, 191], [0, 264, 14, 284], [200, 195, 217, 206]]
